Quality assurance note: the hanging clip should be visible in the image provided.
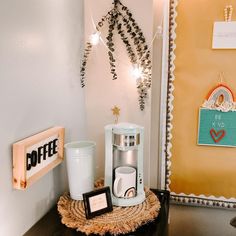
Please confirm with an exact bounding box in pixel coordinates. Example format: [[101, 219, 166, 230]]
[[224, 5, 233, 22]]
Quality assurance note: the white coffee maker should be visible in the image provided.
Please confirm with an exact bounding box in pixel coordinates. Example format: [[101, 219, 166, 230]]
[[104, 123, 145, 206]]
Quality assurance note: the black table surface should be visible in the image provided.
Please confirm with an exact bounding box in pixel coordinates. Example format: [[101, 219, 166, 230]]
[[24, 189, 170, 236]]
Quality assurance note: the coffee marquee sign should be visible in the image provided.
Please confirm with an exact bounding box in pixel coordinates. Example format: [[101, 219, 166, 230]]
[[13, 127, 65, 190]]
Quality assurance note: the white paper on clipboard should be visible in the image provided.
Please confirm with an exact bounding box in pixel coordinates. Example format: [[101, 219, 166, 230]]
[[212, 21, 236, 49]]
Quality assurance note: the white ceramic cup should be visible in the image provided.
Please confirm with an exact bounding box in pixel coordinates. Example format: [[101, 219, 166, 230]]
[[113, 166, 136, 198]]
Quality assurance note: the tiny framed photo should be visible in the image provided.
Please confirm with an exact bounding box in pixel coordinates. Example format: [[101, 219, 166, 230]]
[[83, 186, 113, 219]]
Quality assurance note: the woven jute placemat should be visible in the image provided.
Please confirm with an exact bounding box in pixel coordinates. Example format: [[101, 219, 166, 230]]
[[57, 180, 160, 235]]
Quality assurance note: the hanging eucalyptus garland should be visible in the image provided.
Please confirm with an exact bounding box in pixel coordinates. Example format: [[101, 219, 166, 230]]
[[80, 0, 152, 110]]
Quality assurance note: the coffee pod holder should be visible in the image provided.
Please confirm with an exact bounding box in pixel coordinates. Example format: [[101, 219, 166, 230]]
[[104, 123, 145, 206]]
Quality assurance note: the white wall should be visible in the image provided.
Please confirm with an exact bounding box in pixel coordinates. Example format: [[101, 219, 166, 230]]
[[0, 0, 86, 235], [84, 0, 154, 186]]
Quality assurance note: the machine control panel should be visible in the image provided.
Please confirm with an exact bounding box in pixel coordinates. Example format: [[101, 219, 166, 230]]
[[113, 133, 140, 147]]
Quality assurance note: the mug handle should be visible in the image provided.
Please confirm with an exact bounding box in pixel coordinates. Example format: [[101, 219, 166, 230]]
[[113, 177, 123, 197]]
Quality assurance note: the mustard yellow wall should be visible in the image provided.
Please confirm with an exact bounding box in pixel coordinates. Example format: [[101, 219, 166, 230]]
[[170, 0, 236, 198]]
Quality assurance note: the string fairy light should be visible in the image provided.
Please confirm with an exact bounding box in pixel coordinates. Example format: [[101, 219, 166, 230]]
[[89, 31, 101, 46], [131, 64, 143, 80], [88, 5, 163, 72], [81, 0, 164, 110], [130, 24, 162, 80]]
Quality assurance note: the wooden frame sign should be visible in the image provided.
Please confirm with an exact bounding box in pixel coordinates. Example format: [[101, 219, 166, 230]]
[[13, 127, 65, 190]]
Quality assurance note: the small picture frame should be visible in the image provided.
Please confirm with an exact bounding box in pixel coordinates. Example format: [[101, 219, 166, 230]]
[[83, 187, 113, 219]]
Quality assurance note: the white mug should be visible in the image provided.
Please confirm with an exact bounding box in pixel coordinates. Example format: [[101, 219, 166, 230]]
[[113, 166, 136, 198]]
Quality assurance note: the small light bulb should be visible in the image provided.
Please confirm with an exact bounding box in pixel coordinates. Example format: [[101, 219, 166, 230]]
[[157, 26, 163, 35], [131, 65, 143, 79], [89, 31, 100, 45]]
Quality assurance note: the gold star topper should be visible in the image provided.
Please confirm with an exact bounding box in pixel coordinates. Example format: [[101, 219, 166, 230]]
[[111, 105, 120, 124]]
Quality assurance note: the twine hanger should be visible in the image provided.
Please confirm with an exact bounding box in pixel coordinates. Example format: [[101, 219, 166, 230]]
[[219, 71, 225, 84], [224, 5, 233, 22]]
